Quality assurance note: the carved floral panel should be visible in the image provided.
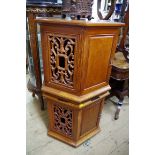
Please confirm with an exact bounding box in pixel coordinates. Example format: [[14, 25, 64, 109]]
[[53, 104, 73, 137], [48, 35, 76, 87]]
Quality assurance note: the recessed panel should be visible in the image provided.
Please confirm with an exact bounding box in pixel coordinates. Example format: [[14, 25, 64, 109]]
[[80, 100, 101, 136], [84, 36, 113, 89]]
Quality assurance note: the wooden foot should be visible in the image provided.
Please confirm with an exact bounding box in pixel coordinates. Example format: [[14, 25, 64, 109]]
[[27, 79, 45, 110], [38, 95, 45, 110], [32, 92, 35, 97], [26, 64, 29, 74]]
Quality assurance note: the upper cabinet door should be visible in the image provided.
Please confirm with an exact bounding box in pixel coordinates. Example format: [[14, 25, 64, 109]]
[[83, 35, 114, 90], [41, 25, 83, 94]]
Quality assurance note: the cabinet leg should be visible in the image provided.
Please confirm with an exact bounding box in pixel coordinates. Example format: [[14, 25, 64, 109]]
[[114, 99, 123, 120], [32, 92, 35, 97], [38, 95, 45, 110]]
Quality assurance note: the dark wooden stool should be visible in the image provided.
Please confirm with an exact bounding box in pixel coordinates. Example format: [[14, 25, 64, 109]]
[[97, 0, 129, 120], [109, 51, 129, 120]]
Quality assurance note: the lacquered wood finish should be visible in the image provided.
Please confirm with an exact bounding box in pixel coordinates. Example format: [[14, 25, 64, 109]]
[[45, 91, 107, 147], [42, 85, 110, 105], [36, 18, 124, 26], [37, 18, 124, 96], [37, 18, 124, 146]]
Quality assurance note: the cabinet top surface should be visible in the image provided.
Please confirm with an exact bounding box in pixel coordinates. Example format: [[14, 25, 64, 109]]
[[36, 17, 125, 27]]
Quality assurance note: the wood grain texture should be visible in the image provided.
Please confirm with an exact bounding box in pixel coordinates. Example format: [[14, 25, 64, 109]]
[[26, 79, 129, 154], [80, 100, 101, 136], [42, 85, 110, 104], [37, 18, 124, 147], [36, 18, 125, 27], [38, 18, 124, 95], [46, 93, 105, 147], [84, 36, 113, 88]]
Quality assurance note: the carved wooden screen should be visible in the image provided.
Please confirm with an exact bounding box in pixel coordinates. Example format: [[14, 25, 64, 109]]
[[48, 34, 76, 88], [53, 104, 73, 137]]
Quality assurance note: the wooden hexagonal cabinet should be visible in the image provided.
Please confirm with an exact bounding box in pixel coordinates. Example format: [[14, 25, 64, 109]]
[[36, 18, 124, 147]]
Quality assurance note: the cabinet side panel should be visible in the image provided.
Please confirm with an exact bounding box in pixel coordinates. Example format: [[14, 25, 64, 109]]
[[40, 25, 83, 94], [84, 36, 113, 89], [80, 100, 101, 136]]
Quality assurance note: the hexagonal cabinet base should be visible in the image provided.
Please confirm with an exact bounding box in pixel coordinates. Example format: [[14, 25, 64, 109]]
[[45, 91, 107, 147], [48, 128, 100, 147]]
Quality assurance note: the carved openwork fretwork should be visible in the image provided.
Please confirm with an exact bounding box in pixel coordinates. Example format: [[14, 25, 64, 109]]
[[48, 35, 75, 87], [62, 0, 94, 19], [53, 104, 73, 137], [26, 7, 61, 14]]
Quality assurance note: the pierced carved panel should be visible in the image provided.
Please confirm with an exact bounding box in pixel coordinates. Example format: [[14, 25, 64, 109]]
[[48, 35, 75, 87], [62, 0, 94, 18], [53, 104, 73, 137]]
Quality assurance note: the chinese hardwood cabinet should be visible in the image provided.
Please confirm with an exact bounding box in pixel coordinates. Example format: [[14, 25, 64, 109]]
[[36, 18, 124, 147], [26, 1, 62, 110]]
